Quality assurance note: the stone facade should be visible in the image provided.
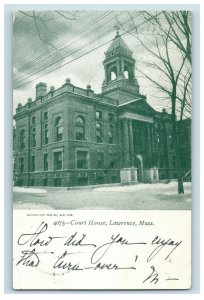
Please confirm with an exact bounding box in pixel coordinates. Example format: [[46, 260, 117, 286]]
[[13, 33, 191, 187]]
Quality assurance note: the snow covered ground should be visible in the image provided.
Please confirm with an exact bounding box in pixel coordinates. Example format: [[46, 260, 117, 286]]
[[13, 187, 47, 194], [93, 181, 191, 193], [13, 181, 191, 210], [13, 202, 52, 210]]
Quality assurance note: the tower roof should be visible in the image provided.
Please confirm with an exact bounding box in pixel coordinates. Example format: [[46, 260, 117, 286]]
[[106, 33, 132, 56]]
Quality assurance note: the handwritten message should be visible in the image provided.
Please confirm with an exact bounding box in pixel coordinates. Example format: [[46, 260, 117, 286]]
[[13, 210, 191, 290]]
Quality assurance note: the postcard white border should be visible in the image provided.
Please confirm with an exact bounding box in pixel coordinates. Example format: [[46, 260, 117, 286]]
[[2, 0, 202, 298]]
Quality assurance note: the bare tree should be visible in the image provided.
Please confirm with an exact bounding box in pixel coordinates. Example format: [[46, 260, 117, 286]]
[[126, 11, 192, 194]]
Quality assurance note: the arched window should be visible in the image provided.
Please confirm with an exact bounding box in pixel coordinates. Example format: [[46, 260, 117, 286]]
[[110, 66, 117, 81], [124, 70, 129, 79], [54, 116, 63, 141], [44, 123, 49, 144], [75, 116, 85, 140], [124, 65, 130, 79], [19, 129, 25, 149], [111, 71, 116, 80], [96, 122, 103, 143]]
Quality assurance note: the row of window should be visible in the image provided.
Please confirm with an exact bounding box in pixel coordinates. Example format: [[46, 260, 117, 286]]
[[19, 114, 116, 149], [30, 110, 113, 123], [19, 122, 173, 151], [18, 151, 117, 173], [95, 111, 114, 121], [19, 153, 61, 173]]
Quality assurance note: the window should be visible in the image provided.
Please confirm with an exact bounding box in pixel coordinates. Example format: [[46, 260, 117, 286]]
[[95, 110, 102, 120], [54, 116, 63, 141], [44, 123, 49, 144], [19, 129, 25, 149], [44, 153, 48, 171], [172, 156, 176, 169], [124, 70, 129, 79], [97, 152, 104, 169], [109, 153, 116, 168], [108, 113, 114, 122], [30, 179, 34, 186], [108, 131, 114, 144], [31, 127, 36, 147], [168, 132, 173, 148], [43, 178, 48, 186], [43, 111, 48, 121], [19, 157, 24, 173], [31, 116, 36, 124], [14, 161, 16, 173], [96, 122, 103, 143], [31, 156, 35, 171], [155, 133, 160, 144], [77, 151, 88, 169], [154, 124, 160, 146], [111, 71, 116, 80], [54, 151, 62, 170], [75, 116, 85, 140], [53, 178, 61, 187], [110, 66, 117, 81], [108, 123, 114, 144]]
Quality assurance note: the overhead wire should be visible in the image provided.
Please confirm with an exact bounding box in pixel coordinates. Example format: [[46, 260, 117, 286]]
[[15, 10, 110, 73], [14, 12, 156, 89], [14, 11, 126, 84]]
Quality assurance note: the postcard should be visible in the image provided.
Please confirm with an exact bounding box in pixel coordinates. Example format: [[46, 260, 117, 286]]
[[13, 10, 192, 290]]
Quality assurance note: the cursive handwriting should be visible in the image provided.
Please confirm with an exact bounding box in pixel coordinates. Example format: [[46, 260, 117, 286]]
[[15, 222, 183, 285], [91, 233, 147, 264], [53, 251, 83, 271], [16, 248, 54, 267], [18, 222, 64, 247], [64, 232, 96, 248], [147, 236, 182, 262], [53, 251, 136, 272], [93, 262, 136, 271], [16, 248, 39, 267], [143, 266, 159, 284]]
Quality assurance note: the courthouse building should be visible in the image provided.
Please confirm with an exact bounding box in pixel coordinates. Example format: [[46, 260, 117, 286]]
[[13, 32, 191, 187]]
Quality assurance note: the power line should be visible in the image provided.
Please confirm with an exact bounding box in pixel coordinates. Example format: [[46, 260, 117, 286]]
[[14, 11, 128, 83], [14, 10, 87, 63], [15, 11, 111, 73], [13, 12, 155, 90]]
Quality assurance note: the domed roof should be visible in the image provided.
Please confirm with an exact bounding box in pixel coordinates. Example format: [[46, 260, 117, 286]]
[[106, 33, 132, 55]]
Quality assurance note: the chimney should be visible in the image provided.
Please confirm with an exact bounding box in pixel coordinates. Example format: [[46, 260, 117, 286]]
[[36, 82, 47, 99]]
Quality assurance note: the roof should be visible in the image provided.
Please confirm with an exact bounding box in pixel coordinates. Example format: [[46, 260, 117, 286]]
[[117, 98, 156, 117], [106, 34, 132, 55], [117, 98, 143, 107]]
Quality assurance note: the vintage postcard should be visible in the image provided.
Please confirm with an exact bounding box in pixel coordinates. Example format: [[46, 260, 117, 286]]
[[13, 10, 192, 290]]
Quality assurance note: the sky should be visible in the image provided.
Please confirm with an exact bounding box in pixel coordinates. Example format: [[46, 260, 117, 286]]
[[13, 10, 190, 115]]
